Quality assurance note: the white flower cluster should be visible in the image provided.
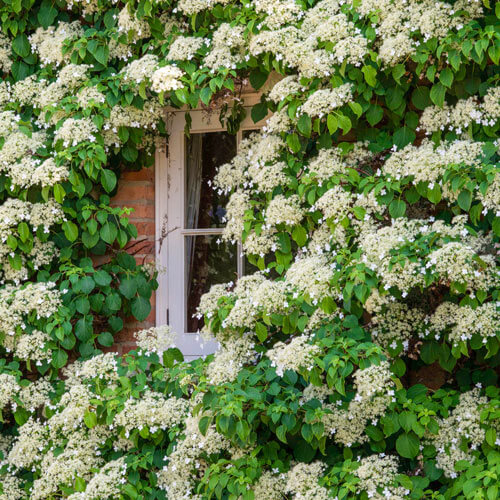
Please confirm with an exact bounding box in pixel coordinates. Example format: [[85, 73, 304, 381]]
[[214, 132, 285, 195], [252, 470, 287, 500], [420, 86, 500, 133], [177, 0, 231, 15], [300, 84, 353, 117], [0, 373, 19, 411], [134, 325, 176, 354], [75, 352, 120, 382], [11, 330, 53, 364], [0, 474, 25, 500], [29, 21, 84, 66], [323, 362, 395, 447], [114, 392, 189, 435], [266, 335, 320, 376], [121, 54, 159, 86], [285, 462, 330, 500], [357, 216, 497, 294], [206, 334, 257, 384], [382, 139, 483, 186], [18, 377, 53, 412], [157, 412, 232, 499], [0, 198, 63, 241], [254, 0, 304, 29], [151, 65, 185, 93], [117, 6, 150, 41], [430, 301, 500, 346], [285, 255, 333, 301], [205, 23, 246, 71], [0, 281, 61, 338], [222, 191, 250, 243], [265, 194, 304, 226], [168, 36, 206, 61], [426, 388, 488, 478], [53, 117, 97, 147], [68, 458, 127, 500], [268, 75, 303, 104], [0, 129, 46, 168], [357, 0, 483, 66], [0, 33, 12, 73], [355, 454, 410, 500], [306, 147, 348, 183], [250, 0, 369, 78]]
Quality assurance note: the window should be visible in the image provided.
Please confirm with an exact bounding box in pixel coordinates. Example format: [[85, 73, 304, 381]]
[[155, 97, 267, 359]]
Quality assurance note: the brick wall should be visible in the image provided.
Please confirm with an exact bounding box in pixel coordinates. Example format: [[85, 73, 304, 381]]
[[111, 166, 157, 354]]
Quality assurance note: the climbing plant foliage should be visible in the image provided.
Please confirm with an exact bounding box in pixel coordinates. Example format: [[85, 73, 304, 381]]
[[0, 0, 499, 499]]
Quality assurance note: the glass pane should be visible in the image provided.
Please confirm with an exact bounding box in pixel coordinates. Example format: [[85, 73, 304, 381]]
[[186, 235, 237, 332], [185, 132, 237, 229]]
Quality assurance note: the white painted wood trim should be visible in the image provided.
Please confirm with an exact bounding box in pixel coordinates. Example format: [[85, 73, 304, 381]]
[[156, 96, 268, 357]]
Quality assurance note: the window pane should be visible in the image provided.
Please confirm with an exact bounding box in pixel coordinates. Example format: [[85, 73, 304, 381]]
[[186, 235, 237, 332], [185, 132, 237, 229]]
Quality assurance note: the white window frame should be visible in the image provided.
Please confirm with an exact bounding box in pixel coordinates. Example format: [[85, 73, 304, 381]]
[[155, 94, 267, 358]]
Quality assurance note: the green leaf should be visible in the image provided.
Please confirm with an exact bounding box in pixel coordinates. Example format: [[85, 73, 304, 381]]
[[492, 217, 500, 237], [18, 222, 30, 242], [255, 322, 268, 342], [439, 67, 454, 88], [200, 87, 212, 105], [93, 45, 109, 65], [430, 83, 446, 106], [12, 34, 30, 57], [392, 64, 406, 82], [84, 410, 97, 429], [396, 432, 420, 458], [457, 190, 472, 211], [82, 231, 99, 249], [251, 102, 268, 123], [362, 65, 377, 87], [348, 101, 362, 118], [297, 114, 312, 137], [338, 114, 352, 135], [105, 292, 122, 311], [37, 0, 58, 28], [75, 316, 93, 342], [79, 276, 95, 294], [62, 221, 79, 242], [52, 349, 68, 369], [249, 69, 269, 90], [97, 331, 114, 347], [119, 277, 138, 299], [292, 225, 307, 246], [327, 114, 338, 134], [393, 127, 416, 149], [94, 270, 112, 287], [286, 133, 301, 153], [131, 296, 151, 321], [101, 170, 117, 193], [366, 105, 383, 126], [389, 199, 406, 218], [100, 222, 118, 244], [53, 184, 66, 203], [411, 87, 431, 110], [199, 415, 211, 435], [427, 184, 442, 204]]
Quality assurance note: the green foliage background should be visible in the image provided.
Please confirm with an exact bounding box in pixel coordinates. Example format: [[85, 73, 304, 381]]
[[0, 0, 499, 499]]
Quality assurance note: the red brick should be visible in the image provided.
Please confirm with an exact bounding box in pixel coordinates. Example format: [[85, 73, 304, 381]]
[[127, 203, 154, 219], [122, 167, 154, 182], [133, 221, 156, 237], [111, 183, 154, 203]]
